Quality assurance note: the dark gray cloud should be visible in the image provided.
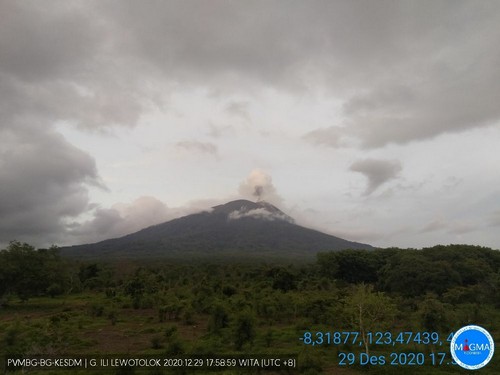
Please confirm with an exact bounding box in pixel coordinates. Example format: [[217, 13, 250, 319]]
[[0, 1, 160, 245], [0, 123, 101, 246], [0, 1, 150, 131], [4, 0, 500, 139], [1, 0, 500, 247], [98, 0, 316, 87], [0, 1, 114, 246], [0, 1, 98, 82], [101, 0, 445, 91], [350, 158, 402, 195]]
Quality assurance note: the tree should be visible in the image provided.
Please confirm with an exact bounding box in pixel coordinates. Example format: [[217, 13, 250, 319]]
[[317, 250, 380, 284], [343, 284, 397, 355], [316, 252, 339, 279], [418, 293, 454, 332], [379, 252, 461, 297], [233, 310, 256, 350], [208, 303, 230, 333], [334, 250, 379, 284], [273, 269, 297, 292], [0, 241, 69, 301]]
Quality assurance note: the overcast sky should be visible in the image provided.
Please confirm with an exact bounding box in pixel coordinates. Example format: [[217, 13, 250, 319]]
[[1, 0, 500, 250]]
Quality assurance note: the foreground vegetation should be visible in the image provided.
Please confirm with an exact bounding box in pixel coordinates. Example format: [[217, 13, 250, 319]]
[[1, 241, 499, 374]]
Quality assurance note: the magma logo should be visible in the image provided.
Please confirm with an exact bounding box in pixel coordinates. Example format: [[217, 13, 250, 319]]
[[450, 325, 495, 370]]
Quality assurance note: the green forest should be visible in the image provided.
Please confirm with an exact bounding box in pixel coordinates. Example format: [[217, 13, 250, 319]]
[[0, 242, 499, 374]]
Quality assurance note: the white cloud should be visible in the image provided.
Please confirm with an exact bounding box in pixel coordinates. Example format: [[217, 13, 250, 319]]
[[228, 207, 292, 222], [69, 196, 173, 244]]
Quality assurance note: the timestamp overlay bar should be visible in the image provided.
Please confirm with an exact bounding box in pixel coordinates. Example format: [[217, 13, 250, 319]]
[[2, 354, 298, 372], [299, 330, 495, 368]]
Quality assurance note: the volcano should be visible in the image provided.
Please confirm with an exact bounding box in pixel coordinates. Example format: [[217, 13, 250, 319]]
[[61, 200, 372, 260]]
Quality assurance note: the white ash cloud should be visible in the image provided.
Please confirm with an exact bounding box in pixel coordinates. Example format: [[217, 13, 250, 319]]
[[238, 169, 282, 204]]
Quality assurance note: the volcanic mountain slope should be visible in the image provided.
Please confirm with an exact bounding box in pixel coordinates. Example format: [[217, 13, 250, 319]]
[[61, 200, 372, 259]]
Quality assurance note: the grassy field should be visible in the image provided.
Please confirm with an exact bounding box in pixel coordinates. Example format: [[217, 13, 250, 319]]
[[1, 244, 499, 374], [1, 291, 498, 374]]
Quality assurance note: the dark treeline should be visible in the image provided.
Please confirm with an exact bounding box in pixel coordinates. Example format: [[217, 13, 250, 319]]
[[1, 241, 499, 374], [318, 245, 500, 300], [2, 241, 499, 303]]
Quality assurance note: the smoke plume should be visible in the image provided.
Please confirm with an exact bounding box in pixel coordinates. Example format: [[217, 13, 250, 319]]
[[239, 169, 282, 204], [253, 185, 264, 201]]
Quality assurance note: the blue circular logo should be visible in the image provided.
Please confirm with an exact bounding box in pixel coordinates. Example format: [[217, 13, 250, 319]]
[[450, 325, 494, 370]]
